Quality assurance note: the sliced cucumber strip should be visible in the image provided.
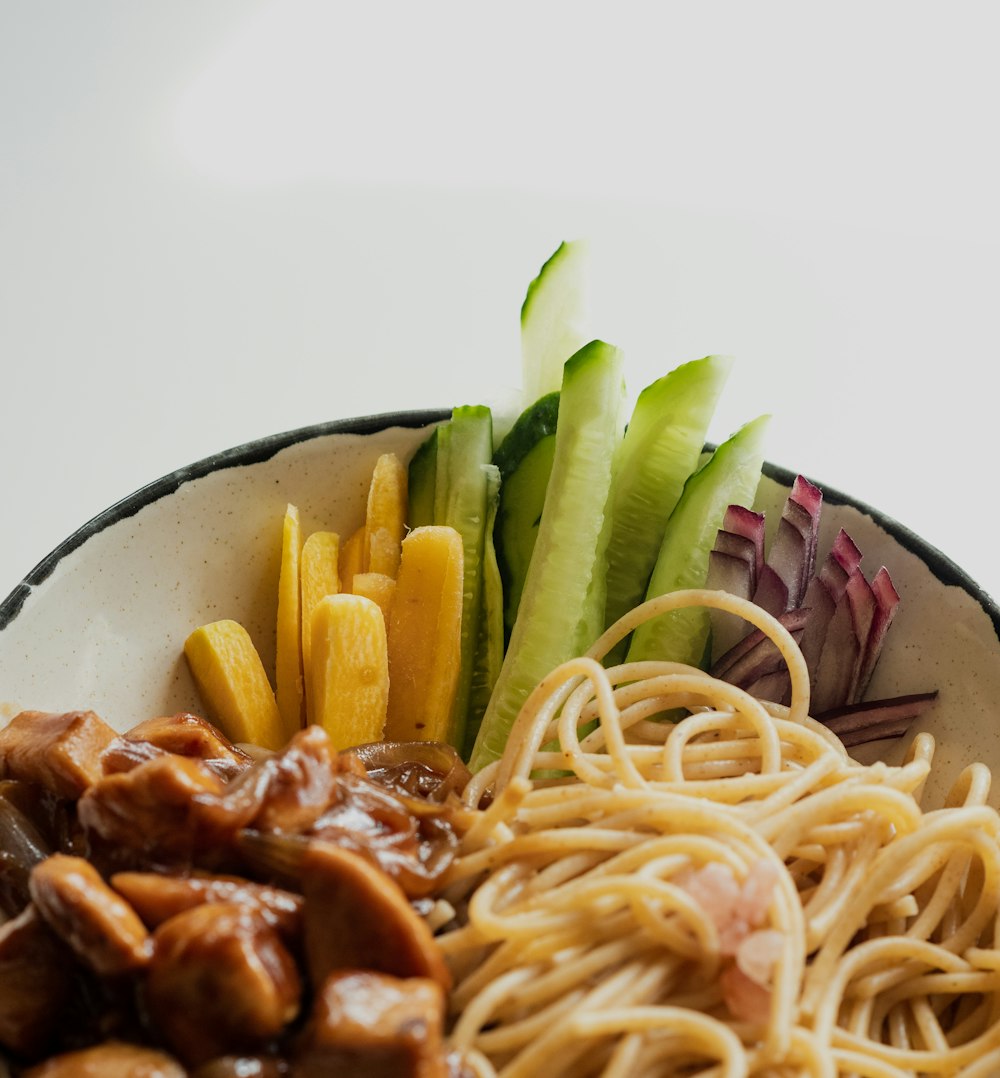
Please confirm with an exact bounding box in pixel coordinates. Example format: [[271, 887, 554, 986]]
[[521, 241, 590, 407], [603, 355, 734, 648], [493, 392, 560, 641], [407, 426, 439, 529], [625, 414, 770, 669], [470, 341, 625, 771], [494, 391, 561, 479], [432, 406, 494, 748], [464, 463, 504, 758]]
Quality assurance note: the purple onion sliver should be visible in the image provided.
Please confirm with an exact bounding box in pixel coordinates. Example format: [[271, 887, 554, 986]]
[[856, 566, 901, 695], [779, 497, 817, 593], [707, 549, 754, 597], [716, 635, 790, 689], [722, 505, 766, 578], [711, 608, 810, 683], [789, 474, 823, 520], [818, 550, 851, 604], [819, 691, 939, 748], [743, 671, 791, 707], [768, 516, 809, 609], [752, 564, 789, 618], [712, 531, 759, 582], [811, 594, 860, 714], [789, 475, 823, 583], [798, 576, 835, 687], [830, 529, 863, 575], [711, 622, 771, 680], [707, 550, 755, 659], [845, 569, 877, 704]]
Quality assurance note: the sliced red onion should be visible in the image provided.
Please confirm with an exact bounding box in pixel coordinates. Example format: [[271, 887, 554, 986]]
[[707, 549, 755, 598], [751, 564, 789, 619], [707, 548, 757, 661], [845, 569, 877, 703], [856, 567, 900, 697], [710, 608, 810, 686], [743, 670, 792, 706], [797, 575, 836, 687], [819, 692, 938, 747], [707, 478, 933, 753], [828, 529, 863, 577], [712, 530, 760, 580], [788, 475, 823, 556], [768, 476, 822, 608], [807, 576, 861, 715], [722, 505, 766, 580], [768, 516, 809, 610]]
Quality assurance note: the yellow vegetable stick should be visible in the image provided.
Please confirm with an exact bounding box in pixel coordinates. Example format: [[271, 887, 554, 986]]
[[364, 453, 407, 578], [184, 620, 284, 751], [367, 527, 399, 580], [352, 571, 396, 626], [385, 526, 464, 744], [300, 530, 341, 724], [309, 594, 389, 750], [275, 503, 305, 742], [338, 525, 366, 594]]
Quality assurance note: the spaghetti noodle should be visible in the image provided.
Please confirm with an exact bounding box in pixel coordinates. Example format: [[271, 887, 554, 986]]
[[439, 589, 1000, 1077]]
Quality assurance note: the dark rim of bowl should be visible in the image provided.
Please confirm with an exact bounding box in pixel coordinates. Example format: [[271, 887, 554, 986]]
[[759, 459, 1000, 641], [0, 409, 450, 632], [2, 412, 999, 643]]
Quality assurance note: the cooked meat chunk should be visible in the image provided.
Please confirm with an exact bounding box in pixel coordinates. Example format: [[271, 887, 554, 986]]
[[111, 870, 303, 940], [307, 843, 449, 991], [99, 735, 166, 775], [0, 905, 74, 1058], [0, 711, 116, 799], [29, 854, 151, 975], [125, 713, 252, 780], [248, 834, 450, 992], [146, 902, 302, 1066], [191, 1057, 287, 1077], [82, 728, 349, 866], [293, 970, 447, 1078], [21, 1041, 185, 1077], [226, 725, 338, 833], [78, 753, 246, 863], [0, 716, 467, 1073]]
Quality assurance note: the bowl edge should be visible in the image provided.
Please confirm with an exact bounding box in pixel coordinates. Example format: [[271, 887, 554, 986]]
[[5, 422, 997, 649], [0, 409, 451, 632]]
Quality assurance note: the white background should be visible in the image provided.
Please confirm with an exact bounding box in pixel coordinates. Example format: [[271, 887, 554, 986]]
[[2, 1, 999, 602]]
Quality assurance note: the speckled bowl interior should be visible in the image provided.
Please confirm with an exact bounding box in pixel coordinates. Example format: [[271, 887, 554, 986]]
[[2, 411, 999, 808]]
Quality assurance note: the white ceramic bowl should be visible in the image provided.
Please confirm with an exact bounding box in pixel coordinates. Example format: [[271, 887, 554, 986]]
[[2, 411, 999, 807]]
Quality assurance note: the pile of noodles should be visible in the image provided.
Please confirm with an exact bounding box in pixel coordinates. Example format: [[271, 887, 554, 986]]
[[436, 589, 1000, 1078]]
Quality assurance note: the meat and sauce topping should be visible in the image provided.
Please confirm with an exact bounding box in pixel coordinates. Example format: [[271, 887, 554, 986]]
[[0, 709, 471, 1075]]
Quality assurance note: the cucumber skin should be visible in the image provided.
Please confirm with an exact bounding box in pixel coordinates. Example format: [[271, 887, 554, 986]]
[[494, 392, 560, 480], [407, 427, 439, 529], [492, 392, 561, 640], [434, 406, 494, 749], [495, 435, 556, 641], [470, 340, 625, 772], [625, 414, 770, 669], [520, 241, 590, 408], [603, 355, 734, 643], [464, 463, 504, 759]]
